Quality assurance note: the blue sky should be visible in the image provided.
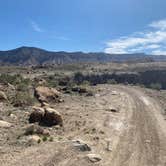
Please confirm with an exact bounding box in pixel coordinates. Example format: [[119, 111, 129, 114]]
[[1, 0, 166, 54]]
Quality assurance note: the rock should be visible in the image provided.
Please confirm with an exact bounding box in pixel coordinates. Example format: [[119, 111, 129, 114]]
[[72, 140, 91, 152], [145, 139, 151, 143], [111, 91, 119, 95], [25, 124, 50, 136], [43, 107, 63, 127], [71, 86, 88, 94], [10, 114, 17, 120], [79, 87, 87, 94], [29, 106, 63, 127], [86, 154, 102, 163], [28, 135, 41, 143], [38, 79, 47, 85], [29, 106, 45, 123], [7, 83, 15, 90], [0, 120, 12, 128], [0, 91, 7, 101], [41, 102, 50, 107], [106, 139, 112, 151], [34, 86, 61, 104], [106, 106, 119, 113], [95, 94, 100, 97]]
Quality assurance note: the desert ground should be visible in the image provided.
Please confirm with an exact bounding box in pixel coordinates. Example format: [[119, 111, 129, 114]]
[[0, 63, 166, 166]]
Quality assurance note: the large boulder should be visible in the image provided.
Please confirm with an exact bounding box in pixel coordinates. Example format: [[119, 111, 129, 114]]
[[29, 106, 63, 127], [43, 107, 63, 127], [34, 86, 61, 104], [0, 91, 7, 101], [29, 106, 45, 123]]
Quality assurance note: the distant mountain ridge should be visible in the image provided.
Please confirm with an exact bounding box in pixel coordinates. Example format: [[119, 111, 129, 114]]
[[0, 46, 166, 66]]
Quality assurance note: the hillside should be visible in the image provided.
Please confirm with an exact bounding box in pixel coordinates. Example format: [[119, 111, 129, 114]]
[[0, 46, 166, 66]]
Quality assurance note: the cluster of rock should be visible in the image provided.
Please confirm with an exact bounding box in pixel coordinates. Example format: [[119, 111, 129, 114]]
[[29, 86, 63, 127], [29, 106, 63, 127], [72, 139, 102, 163]]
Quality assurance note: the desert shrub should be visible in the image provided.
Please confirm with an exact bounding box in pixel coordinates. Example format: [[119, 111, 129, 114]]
[[0, 74, 31, 91], [37, 139, 41, 144], [107, 79, 117, 84], [74, 72, 84, 84], [12, 92, 34, 107], [82, 80, 90, 86], [149, 83, 162, 90], [47, 79, 58, 88], [58, 76, 71, 86], [42, 136, 48, 142], [49, 137, 54, 142], [16, 80, 31, 91], [0, 74, 18, 84]]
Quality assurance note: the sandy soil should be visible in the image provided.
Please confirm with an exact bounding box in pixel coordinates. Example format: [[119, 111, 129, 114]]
[[0, 85, 166, 166]]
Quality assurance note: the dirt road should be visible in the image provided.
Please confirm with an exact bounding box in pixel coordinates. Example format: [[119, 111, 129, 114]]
[[1, 85, 166, 166], [110, 86, 166, 166]]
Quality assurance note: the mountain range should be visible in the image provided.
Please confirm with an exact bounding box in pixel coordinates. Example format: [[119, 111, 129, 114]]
[[0, 46, 166, 66]]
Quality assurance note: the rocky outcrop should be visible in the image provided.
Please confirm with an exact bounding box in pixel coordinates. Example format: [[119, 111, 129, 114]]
[[34, 86, 61, 104]]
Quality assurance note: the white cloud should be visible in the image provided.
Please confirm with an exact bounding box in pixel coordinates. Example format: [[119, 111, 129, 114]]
[[151, 50, 166, 55], [105, 19, 166, 55], [30, 20, 43, 32], [149, 20, 166, 30]]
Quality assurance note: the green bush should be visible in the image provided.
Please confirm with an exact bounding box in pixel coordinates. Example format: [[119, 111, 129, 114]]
[[149, 83, 162, 90], [49, 137, 54, 142], [107, 79, 117, 84], [74, 72, 84, 84], [37, 139, 41, 144], [0, 74, 31, 91], [42, 136, 48, 142], [12, 92, 34, 107]]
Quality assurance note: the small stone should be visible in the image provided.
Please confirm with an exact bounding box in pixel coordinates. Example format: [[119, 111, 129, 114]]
[[72, 139, 91, 152], [145, 140, 151, 143], [86, 154, 102, 163], [0, 120, 12, 128], [28, 135, 41, 143], [106, 106, 119, 113], [111, 91, 119, 95], [10, 114, 17, 120], [0, 91, 7, 101]]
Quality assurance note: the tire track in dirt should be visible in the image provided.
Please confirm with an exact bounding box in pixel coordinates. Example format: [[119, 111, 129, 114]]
[[110, 86, 166, 166]]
